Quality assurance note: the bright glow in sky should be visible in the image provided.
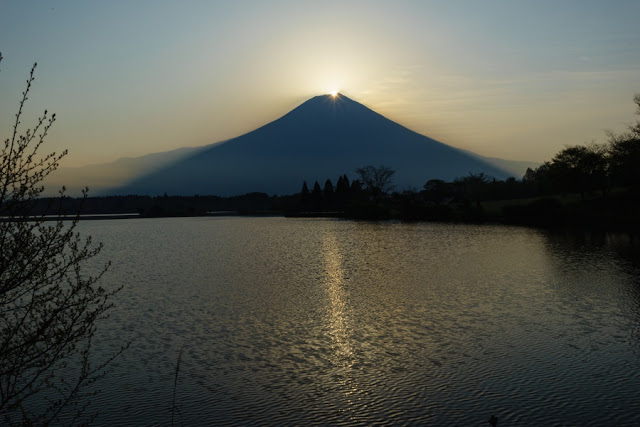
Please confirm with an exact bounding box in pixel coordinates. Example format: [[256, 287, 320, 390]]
[[1, 1, 639, 168]]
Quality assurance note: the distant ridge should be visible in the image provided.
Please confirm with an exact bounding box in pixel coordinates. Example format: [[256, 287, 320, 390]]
[[111, 94, 516, 196], [43, 146, 206, 196]]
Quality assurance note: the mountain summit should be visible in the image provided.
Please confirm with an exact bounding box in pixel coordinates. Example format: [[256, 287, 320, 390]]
[[115, 94, 511, 196]]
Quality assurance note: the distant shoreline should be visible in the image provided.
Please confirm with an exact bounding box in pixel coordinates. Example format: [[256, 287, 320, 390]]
[[17, 210, 637, 235]]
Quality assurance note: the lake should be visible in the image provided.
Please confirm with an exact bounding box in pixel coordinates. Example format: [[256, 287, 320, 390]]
[[74, 217, 640, 426]]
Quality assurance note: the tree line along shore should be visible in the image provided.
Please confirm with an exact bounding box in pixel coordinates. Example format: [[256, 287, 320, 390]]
[[26, 93, 640, 231]]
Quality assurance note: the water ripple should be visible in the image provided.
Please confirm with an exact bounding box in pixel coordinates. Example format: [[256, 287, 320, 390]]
[[62, 218, 640, 426]]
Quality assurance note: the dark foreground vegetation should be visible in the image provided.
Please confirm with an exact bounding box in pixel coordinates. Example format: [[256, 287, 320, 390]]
[[33, 92, 640, 231], [2, 55, 127, 425]]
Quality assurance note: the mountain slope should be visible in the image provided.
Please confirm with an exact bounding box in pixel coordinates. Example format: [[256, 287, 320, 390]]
[[43, 146, 208, 196], [114, 94, 513, 196]]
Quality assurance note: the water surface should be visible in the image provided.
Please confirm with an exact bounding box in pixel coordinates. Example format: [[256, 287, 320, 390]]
[[76, 218, 640, 426]]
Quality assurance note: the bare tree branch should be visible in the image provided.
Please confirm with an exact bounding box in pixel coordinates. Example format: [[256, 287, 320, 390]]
[[0, 53, 128, 425]]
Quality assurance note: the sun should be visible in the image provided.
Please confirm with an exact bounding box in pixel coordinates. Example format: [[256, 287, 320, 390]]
[[330, 90, 338, 97]]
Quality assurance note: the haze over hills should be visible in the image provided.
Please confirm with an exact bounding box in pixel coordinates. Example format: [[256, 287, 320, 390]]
[[104, 94, 533, 197], [44, 146, 206, 195]]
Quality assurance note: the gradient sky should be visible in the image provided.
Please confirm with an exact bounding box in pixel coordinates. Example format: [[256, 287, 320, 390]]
[[1, 1, 639, 168]]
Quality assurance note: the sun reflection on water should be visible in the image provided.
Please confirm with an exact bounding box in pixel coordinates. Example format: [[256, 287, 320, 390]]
[[322, 231, 360, 409]]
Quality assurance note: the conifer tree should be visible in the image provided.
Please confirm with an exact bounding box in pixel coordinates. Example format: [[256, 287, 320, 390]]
[[311, 180, 323, 209], [323, 179, 335, 209], [341, 174, 350, 192], [323, 179, 334, 196]]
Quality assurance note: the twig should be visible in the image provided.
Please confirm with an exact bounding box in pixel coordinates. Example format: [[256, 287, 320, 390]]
[[171, 346, 185, 427]]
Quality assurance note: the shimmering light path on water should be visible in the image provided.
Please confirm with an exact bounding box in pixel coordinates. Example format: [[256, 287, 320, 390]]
[[76, 218, 640, 426]]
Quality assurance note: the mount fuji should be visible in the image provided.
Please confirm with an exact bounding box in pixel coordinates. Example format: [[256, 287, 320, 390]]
[[113, 94, 517, 196]]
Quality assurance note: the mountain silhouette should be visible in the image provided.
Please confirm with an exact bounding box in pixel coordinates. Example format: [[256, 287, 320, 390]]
[[115, 94, 512, 196]]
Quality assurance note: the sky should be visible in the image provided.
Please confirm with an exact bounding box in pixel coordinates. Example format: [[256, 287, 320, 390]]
[[1, 0, 639, 169]]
